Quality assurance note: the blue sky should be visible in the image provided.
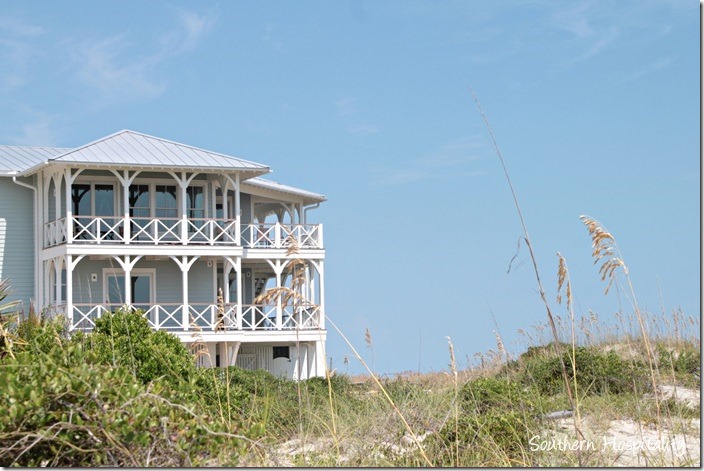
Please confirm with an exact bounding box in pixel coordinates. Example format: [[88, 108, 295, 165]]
[[1, 1, 699, 375]]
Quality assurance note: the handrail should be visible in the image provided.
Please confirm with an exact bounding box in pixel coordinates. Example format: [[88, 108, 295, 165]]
[[68, 302, 321, 332], [43, 216, 322, 249]]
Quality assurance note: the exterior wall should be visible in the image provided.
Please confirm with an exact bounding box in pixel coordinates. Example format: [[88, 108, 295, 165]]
[[70, 258, 215, 305], [0, 177, 35, 311]]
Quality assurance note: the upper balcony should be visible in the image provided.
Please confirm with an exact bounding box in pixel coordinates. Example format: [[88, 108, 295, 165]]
[[43, 216, 323, 249]]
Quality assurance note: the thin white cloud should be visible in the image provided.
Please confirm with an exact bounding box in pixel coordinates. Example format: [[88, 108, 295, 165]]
[[347, 123, 379, 136], [66, 8, 217, 106], [263, 22, 283, 51], [335, 97, 357, 117], [625, 57, 672, 82], [4, 111, 58, 146], [0, 17, 44, 91], [67, 34, 166, 106], [159, 8, 217, 57], [372, 136, 485, 185]]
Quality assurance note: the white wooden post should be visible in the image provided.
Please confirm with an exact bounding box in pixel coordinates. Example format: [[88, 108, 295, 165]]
[[272, 260, 284, 330], [65, 255, 73, 328], [318, 261, 325, 330], [110, 170, 140, 244], [315, 341, 326, 378], [181, 256, 189, 329], [224, 174, 241, 246], [170, 255, 198, 331], [66, 255, 85, 329], [124, 255, 132, 308], [64, 170, 72, 244], [236, 260, 242, 329], [55, 258, 62, 306], [168, 171, 198, 245]]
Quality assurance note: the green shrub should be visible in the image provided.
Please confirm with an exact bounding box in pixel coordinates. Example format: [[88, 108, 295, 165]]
[[657, 343, 700, 375], [520, 345, 649, 396], [437, 377, 541, 465], [73, 309, 196, 387], [0, 341, 244, 466]]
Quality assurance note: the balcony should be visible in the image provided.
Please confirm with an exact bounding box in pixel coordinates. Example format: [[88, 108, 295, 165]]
[[43, 216, 323, 249], [62, 302, 322, 332]]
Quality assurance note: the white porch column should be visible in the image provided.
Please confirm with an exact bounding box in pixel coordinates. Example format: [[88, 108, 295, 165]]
[[168, 171, 198, 245], [236, 261, 242, 329], [181, 256, 189, 329], [318, 261, 325, 329], [65, 255, 72, 328], [266, 259, 285, 330], [63, 168, 85, 245], [54, 258, 62, 306], [65, 255, 85, 329], [223, 256, 240, 329], [223, 174, 241, 246], [63, 171, 72, 244], [170, 255, 198, 330], [110, 170, 140, 244], [314, 341, 326, 378], [276, 266, 282, 330], [124, 255, 132, 307], [53, 173, 61, 223], [234, 174, 240, 245]]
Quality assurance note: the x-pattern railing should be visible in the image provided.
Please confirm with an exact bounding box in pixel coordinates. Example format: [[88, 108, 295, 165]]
[[73, 216, 126, 243], [280, 224, 322, 248], [129, 217, 181, 244], [242, 223, 323, 249], [281, 305, 320, 329], [71, 303, 109, 331], [241, 304, 277, 330], [186, 219, 239, 245], [68, 303, 321, 331], [44, 218, 68, 247], [189, 303, 215, 329], [44, 216, 322, 249], [143, 303, 183, 330]]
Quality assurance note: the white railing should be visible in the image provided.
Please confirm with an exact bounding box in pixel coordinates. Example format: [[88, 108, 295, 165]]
[[43, 216, 322, 249], [44, 218, 68, 247], [185, 218, 239, 245], [129, 217, 181, 244], [68, 302, 321, 332], [241, 223, 323, 249], [73, 216, 126, 243]]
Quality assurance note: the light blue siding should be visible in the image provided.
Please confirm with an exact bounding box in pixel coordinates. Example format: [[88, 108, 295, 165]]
[[71, 258, 215, 305], [0, 177, 35, 312]]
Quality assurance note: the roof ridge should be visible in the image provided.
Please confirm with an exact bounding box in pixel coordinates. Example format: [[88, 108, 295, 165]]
[[53, 129, 268, 169]]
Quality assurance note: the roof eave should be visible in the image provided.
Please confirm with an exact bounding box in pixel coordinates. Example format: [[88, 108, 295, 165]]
[[17, 160, 271, 178]]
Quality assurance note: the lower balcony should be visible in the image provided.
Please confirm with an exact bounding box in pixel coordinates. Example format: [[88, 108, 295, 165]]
[[54, 303, 322, 332]]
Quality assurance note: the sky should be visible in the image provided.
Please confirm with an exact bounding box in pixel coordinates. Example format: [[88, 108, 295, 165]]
[[1, 0, 700, 376]]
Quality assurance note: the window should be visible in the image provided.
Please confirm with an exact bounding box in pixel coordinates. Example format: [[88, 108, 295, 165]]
[[155, 185, 177, 219], [72, 184, 91, 216], [187, 186, 205, 219], [273, 346, 290, 360], [129, 184, 150, 219]]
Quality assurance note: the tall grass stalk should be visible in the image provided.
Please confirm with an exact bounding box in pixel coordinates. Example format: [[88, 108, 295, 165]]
[[580, 216, 663, 433], [325, 315, 434, 467], [446, 336, 460, 466], [468, 86, 578, 422]]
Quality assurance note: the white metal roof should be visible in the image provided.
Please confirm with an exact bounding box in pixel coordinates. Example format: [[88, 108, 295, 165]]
[[243, 176, 327, 203], [0, 131, 326, 204], [19, 129, 270, 175], [0, 146, 72, 175]]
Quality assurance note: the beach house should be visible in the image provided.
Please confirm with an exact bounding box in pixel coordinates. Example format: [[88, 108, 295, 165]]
[[0, 130, 327, 380]]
